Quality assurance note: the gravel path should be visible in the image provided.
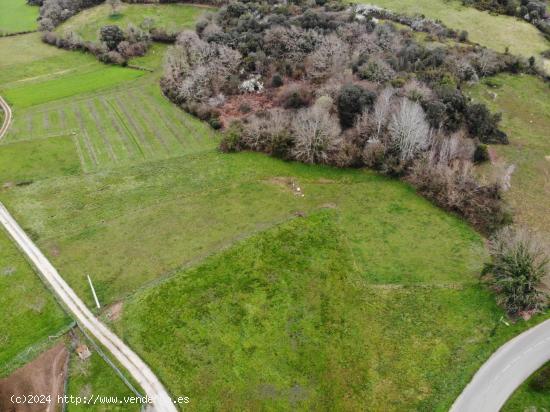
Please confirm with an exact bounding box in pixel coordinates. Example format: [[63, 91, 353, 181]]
[[0, 94, 177, 412]]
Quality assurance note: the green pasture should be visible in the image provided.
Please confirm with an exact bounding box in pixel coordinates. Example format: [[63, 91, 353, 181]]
[[0, 0, 39, 35], [468, 74, 550, 239], [118, 210, 548, 411], [0, 151, 486, 307], [56, 3, 212, 42], [356, 0, 550, 61], [0, 227, 70, 371], [504, 362, 550, 411]]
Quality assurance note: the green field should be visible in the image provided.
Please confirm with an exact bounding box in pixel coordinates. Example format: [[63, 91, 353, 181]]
[[56, 3, 213, 42], [0, 0, 39, 35], [117, 210, 547, 410], [0, 227, 70, 372], [1, 1, 549, 409], [358, 0, 550, 62], [504, 362, 550, 411], [66, 344, 138, 412], [468, 75, 550, 240]]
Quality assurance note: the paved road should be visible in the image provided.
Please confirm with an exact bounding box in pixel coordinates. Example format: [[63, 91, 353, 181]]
[[0, 96, 177, 411], [451, 318, 550, 411]]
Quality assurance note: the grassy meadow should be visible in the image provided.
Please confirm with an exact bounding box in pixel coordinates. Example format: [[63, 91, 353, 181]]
[[56, 3, 212, 42], [503, 362, 550, 411], [66, 347, 138, 412], [0, 227, 70, 372], [0, 1, 549, 409], [0, 0, 39, 35], [468, 75, 550, 239], [0, 151, 487, 307], [356, 0, 550, 63], [117, 210, 548, 410]]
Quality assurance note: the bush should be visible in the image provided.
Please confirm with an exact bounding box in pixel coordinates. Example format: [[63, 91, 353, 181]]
[[209, 118, 222, 130], [100, 25, 125, 50], [473, 143, 490, 163], [466, 103, 508, 144], [271, 74, 284, 88], [485, 227, 548, 315], [220, 121, 244, 152], [336, 84, 376, 128], [530, 364, 550, 393], [278, 85, 312, 109], [408, 160, 509, 233]]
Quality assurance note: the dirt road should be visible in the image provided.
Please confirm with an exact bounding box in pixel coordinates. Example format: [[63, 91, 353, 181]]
[[0, 96, 177, 411]]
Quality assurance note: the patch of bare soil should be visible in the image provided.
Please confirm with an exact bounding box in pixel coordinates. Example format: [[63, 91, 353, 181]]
[[0, 343, 68, 412], [219, 92, 276, 127], [104, 301, 123, 322], [487, 146, 500, 164], [266, 177, 304, 197]]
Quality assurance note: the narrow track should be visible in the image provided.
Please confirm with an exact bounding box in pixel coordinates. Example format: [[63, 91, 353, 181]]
[[0, 95, 177, 411]]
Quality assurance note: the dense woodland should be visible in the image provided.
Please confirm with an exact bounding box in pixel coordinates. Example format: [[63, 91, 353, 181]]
[[160, 2, 546, 233]]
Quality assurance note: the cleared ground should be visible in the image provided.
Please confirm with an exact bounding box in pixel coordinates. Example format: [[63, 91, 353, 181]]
[[56, 3, 212, 42], [0, 343, 68, 411], [0, 0, 38, 35], [357, 0, 550, 61], [468, 75, 550, 239]]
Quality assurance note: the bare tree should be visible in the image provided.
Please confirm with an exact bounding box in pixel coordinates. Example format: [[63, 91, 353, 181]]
[[372, 86, 394, 138], [307, 34, 350, 82], [474, 49, 500, 77], [292, 105, 341, 164], [389, 98, 431, 161], [106, 0, 121, 16], [165, 31, 241, 103], [264, 26, 320, 64]]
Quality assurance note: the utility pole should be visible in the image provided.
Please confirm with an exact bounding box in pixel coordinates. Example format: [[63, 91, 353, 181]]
[[87, 274, 101, 309]]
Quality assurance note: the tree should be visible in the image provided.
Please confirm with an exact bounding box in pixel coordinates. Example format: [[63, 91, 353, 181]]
[[486, 227, 548, 315], [292, 105, 341, 164], [336, 84, 375, 128], [307, 34, 350, 82], [100, 25, 124, 51], [389, 98, 431, 161], [465, 103, 508, 144], [106, 0, 121, 16], [372, 87, 394, 138]]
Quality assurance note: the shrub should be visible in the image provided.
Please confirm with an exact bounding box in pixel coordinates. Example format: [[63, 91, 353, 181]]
[[336, 84, 376, 128], [458, 30, 468, 42], [473, 143, 490, 163], [278, 85, 312, 109], [220, 121, 244, 152], [530, 364, 550, 393], [100, 25, 125, 50], [408, 159, 509, 233], [291, 105, 341, 164], [466, 103, 508, 144], [271, 74, 283, 88], [485, 227, 548, 315], [209, 118, 222, 130]]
